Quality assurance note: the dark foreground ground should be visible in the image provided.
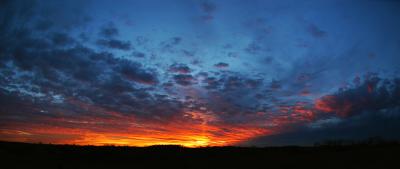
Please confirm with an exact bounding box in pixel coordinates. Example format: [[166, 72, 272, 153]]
[[0, 141, 399, 169]]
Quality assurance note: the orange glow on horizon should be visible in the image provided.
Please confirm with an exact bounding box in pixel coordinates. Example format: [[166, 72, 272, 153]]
[[0, 111, 270, 147], [1, 94, 345, 147]]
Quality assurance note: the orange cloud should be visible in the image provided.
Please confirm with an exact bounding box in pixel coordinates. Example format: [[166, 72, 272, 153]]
[[314, 95, 354, 117], [314, 95, 336, 113]]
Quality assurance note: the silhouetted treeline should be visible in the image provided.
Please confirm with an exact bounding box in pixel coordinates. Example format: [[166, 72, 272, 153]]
[[0, 139, 399, 169], [314, 136, 400, 147]]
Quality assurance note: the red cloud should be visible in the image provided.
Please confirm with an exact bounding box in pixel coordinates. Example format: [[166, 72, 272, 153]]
[[314, 95, 354, 117]]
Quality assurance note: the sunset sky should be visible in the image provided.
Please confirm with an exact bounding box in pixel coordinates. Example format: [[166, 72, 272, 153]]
[[1, 0, 400, 147]]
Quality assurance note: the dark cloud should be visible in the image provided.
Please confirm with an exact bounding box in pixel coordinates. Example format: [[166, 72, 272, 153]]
[[0, 1, 180, 131], [160, 37, 182, 52], [171, 37, 182, 45], [162, 37, 182, 46], [201, 72, 263, 92], [169, 63, 191, 74], [135, 36, 148, 46], [242, 108, 400, 146], [173, 74, 195, 86], [199, 1, 216, 21], [214, 62, 229, 69], [0, 0, 36, 34], [99, 23, 119, 38], [263, 57, 273, 64], [96, 75, 134, 94], [34, 19, 53, 31], [51, 32, 75, 46], [0, 19, 165, 123], [200, 1, 216, 14], [182, 50, 195, 57], [270, 80, 281, 90], [307, 24, 326, 38], [203, 77, 220, 89], [314, 74, 400, 117], [132, 51, 145, 58], [241, 75, 400, 146], [244, 79, 263, 88], [244, 41, 262, 54], [118, 61, 158, 85], [96, 39, 131, 50]]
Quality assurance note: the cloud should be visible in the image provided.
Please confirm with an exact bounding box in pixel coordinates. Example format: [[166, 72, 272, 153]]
[[200, 1, 216, 14], [173, 74, 195, 86], [214, 62, 229, 69], [199, 1, 217, 21], [118, 61, 158, 85], [241, 74, 400, 146], [200, 72, 264, 93], [169, 63, 191, 74], [0, 23, 162, 124], [51, 32, 75, 46], [160, 37, 182, 52], [132, 51, 145, 58], [99, 23, 119, 38], [242, 108, 400, 146], [313, 74, 400, 117], [203, 76, 220, 89], [307, 24, 326, 38], [96, 39, 131, 50], [34, 19, 54, 31]]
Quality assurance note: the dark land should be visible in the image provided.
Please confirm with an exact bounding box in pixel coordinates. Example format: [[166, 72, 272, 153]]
[[1, 139, 399, 169]]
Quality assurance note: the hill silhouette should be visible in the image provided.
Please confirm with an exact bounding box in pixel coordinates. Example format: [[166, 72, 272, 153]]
[[0, 139, 399, 169]]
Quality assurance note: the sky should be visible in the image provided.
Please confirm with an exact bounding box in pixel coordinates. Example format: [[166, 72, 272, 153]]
[[0, 0, 400, 147]]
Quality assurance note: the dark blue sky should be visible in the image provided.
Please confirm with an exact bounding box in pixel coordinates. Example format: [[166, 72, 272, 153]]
[[1, 0, 400, 147]]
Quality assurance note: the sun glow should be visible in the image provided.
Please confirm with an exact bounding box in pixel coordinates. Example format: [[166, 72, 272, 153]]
[[0, 111, 268, 147]]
